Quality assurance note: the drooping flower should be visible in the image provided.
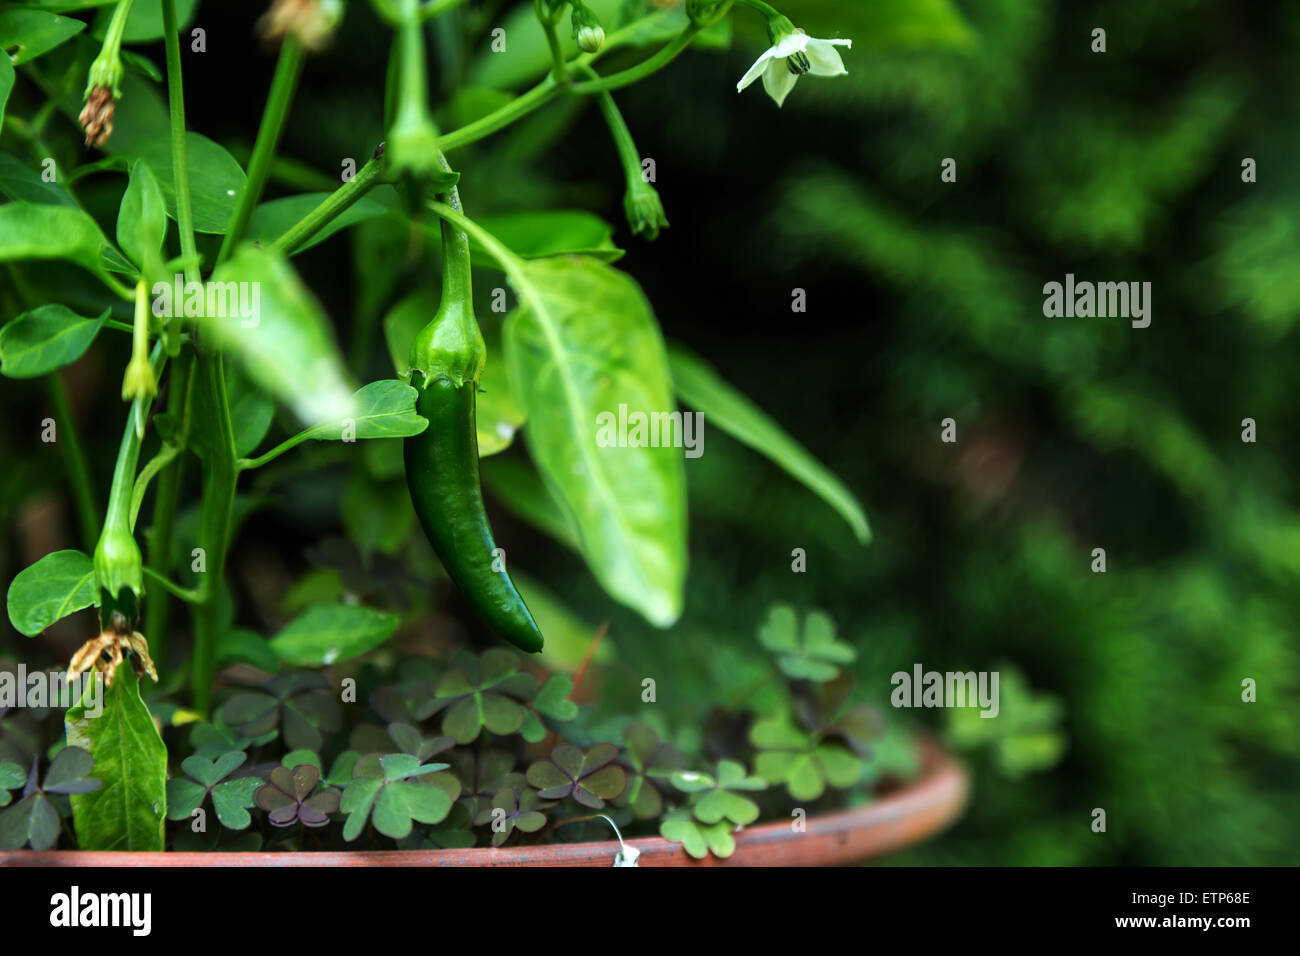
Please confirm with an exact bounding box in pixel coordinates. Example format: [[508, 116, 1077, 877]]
[[736, 27, 852, 108]]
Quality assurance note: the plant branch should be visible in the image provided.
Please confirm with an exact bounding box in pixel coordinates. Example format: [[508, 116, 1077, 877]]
[[217, 35, 305, 265], [160, 0, 200, 285], [44, 372, 99, 551], [269, 154, 386, 255]]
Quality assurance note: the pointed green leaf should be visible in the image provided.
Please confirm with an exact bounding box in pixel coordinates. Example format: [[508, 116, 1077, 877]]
[[117, 159, 167, 271], [205, 244, 358, 426], [0, 203, 109, 278], [504, 257, 686, 627], [65, 667, 168, 851], [0, 305, 109, 379], [269, 603, 400, 667]]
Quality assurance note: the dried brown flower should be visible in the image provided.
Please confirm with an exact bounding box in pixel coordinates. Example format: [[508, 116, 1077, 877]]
[[257, 0, 339, 52], [78, 86, 115, 148]]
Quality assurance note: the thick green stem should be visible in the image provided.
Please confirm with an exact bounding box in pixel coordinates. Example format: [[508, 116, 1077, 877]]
[[44, 373, 98, 551], [217, 36, 305, 264], [160, 0, 199, 285], [144, 351, 193, 674], [191, 351, 237, 717], [270, 155, 385, 255]]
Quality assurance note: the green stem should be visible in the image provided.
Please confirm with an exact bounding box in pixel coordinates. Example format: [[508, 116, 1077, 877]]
[[217, 36, 305, 264], [269, 154, 385, 255], [535, 0, 569, 82], [568, 24, 701, 93], [191, 350, 237, 717], [437, 77, 561, 151], [734, 0, 779, 17], [575, 64, 642, 188], [44, 373, 98, 551], [143, 351, 192, 674], [143, 566, 201, 603], [160, 0, 199, 285]]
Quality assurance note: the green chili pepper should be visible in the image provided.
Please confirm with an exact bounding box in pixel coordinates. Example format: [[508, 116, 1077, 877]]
[[403, 172, 544, 653]]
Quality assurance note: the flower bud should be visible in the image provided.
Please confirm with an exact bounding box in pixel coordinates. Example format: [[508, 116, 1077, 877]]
[[624, 179, 669, 241], [572, 4, 605, 54]]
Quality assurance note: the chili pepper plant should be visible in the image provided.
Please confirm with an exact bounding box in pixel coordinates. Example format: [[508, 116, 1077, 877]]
[[0, 0, 922, 858]]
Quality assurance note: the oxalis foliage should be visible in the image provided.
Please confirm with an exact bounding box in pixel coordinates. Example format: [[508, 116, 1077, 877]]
[[0, 0, 975, 856]]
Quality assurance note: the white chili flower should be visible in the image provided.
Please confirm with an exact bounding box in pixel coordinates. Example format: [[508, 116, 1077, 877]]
[[736, 28, 852, 107]]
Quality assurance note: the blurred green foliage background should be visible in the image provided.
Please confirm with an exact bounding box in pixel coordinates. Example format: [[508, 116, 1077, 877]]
[[3, 0, 1298, 864]]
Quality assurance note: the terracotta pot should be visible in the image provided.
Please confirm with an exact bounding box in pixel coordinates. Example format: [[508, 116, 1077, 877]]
[[0, 739, 966, 867]]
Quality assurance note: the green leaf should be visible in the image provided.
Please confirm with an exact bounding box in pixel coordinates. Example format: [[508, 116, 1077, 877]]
[[111, 0, 199, 43], [65, 667, 168, 851], [205, 244, 358, 426], [0, 152, 77, 206], [116, 159, 167, 271], [0, 203, 110, 278], [269, 603, 400, 667], [295, 379, 428, 442], [0, 793, 61, 850], [473, 211, 622, 264], [504, 256, 686, 627], [668, 342, 870, 544], [342, 472, 414, 556], [248, 192, 390, 255], [0, 54, 13, 136], [7, 549, 98, 636], [0, 305, 108, 379], [0, 10, 86, 64], [132, 132, 246, 234]]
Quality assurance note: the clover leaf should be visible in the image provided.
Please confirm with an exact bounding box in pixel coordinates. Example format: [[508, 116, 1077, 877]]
[[750, 710, 861, 801], [256, 764, 341, 827], [0, 748, 101, 851], [340, 753, 455, 841], [616, 722, 684, 819], [217, 672, 341, 751], [671, 759, 766, 826], [659, 809, 738, 860], [758, 604, 856, 682], [430, 649, 538, 744], [449, 748, 523, 818], [473, 787, 550, 846], [165, 751, 262, 830], [518, 672, 579, 742], [385, 721, 456, 762], [525, 743, 626, 809], [0, 761, 24, 808], [188, 721, 277, 760]]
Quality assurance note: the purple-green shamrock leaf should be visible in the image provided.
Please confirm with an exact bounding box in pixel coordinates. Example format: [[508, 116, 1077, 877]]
[[256, 764, 340, 827], [616, 722, 684, 819], [217, 672, 340, 751], [526, 743, 626, 810], [431, 649, 538, 744], [165, 750, 262, 830], [473, 787, 550, 846]]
